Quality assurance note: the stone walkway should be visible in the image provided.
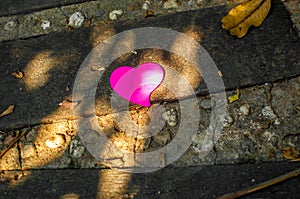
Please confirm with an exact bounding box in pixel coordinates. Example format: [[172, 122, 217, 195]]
[[0, 0, 299, 198]]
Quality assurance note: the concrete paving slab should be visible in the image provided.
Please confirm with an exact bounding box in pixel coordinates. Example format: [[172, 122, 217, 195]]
[[0, 162, 299, 198], [0, 0, 89, 17]]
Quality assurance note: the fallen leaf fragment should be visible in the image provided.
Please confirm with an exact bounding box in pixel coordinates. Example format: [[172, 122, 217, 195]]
[[228, 89, 240, 103], [281, 146, 300, 161], [11, 70, 24, 79], [59, 99, 80, 110], [0, 105, 14, 118], [221, 0, 271, 38]]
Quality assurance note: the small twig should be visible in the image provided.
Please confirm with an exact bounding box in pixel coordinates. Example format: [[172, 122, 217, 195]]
[[0, 129, 29, 159], [218, 167, 300, 199]]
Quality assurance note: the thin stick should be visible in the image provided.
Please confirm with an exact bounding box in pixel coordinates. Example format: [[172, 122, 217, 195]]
[[0, 130, 28, 159], [218, 167, 300, 199]]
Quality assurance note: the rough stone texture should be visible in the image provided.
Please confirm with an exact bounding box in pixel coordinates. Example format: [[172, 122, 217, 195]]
[[0, 0, 299, 131], [0, 0, 231, 42], [0, 0, 299, 171], [0, 1, 299, 198], [0, 76, 299, 170], [0, 146, 20, 170], [19, 123, 72, 169]]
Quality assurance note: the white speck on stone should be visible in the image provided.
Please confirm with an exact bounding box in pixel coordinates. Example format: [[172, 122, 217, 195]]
[[69, 139, 85, 158], [109, 10, 123, 21], [223, 114, 234, 127], [274, 118, 281, 125], [197, 0, 205, 4], [262, 130, 278, 142], [68, 12, 85, 28], [4, 20, 17, 31], [262, 106, 277, 119], [188, 0, 193, 7], [162, 108, 178, 126], [45, 134, 65, 149], [41, 20, 51, 30], [142, 1, 151, 10], [163, 0, 179, 9], [22, 144, 36, 158], [239, 104, 250, 116]]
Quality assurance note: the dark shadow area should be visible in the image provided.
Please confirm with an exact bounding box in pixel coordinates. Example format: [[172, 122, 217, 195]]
[[0, 162, 299, 198]]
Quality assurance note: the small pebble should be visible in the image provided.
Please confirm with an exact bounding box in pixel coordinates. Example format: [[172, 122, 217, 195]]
[[262, 106, 277, 119], [22, 144, 36, 158], [68, 12, 85, 28], [200, 99, 211, 110], [109, 10, 123, 21], [223, 114, 234, 127], [69, 139, 85, 158], [188, 0, 193, 7], [163, 0, 179, 9], [45, 134, 65, 149], [162, 108, 178, 126], [41, 20, 51, 30], [4, 20, 16, 31], [239, 104, 250, 116], [142, 1, 151, 10], [274, 118, 281, 125]]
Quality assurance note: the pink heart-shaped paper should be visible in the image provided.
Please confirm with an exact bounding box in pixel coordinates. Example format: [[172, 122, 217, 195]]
[[110, 62, 164, 107]]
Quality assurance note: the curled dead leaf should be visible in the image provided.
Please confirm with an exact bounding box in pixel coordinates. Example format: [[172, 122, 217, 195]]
[[85, 19, 92, 27], [59, 99, 80, 110], [11, 70, 24, 79], [222, 0, 271, 38], [0, 105, 14, 118]]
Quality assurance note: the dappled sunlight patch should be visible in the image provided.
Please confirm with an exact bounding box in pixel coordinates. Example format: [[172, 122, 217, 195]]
[[20, 122, 72, 169], [97, 170, 138, 198], [23, 51, 56, 91]]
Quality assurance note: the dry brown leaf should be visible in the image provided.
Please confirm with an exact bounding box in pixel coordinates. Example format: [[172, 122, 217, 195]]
[[59, 99, 80, 110], [85, 19, 92, 27], [222, 0, 271, 38], [11, 70, 24, 79], [0, 105, 14, 118], [281, 146, 300, 161]]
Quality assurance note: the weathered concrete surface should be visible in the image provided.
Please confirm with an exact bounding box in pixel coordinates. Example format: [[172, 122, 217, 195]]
[[0, 0, 230, 42], [0, 162, 299, 198], [0, 0, 299, 198], [0, 0, 299, 130], [0, 77, 299, 170], [0, 0, 89, 16], [0, 0, 299, 171]]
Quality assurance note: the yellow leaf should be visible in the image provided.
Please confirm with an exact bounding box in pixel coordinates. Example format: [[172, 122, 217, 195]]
[[0, 105, 14, 118], [228, 89, 240, 103], [222, 0, 271, 38]]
